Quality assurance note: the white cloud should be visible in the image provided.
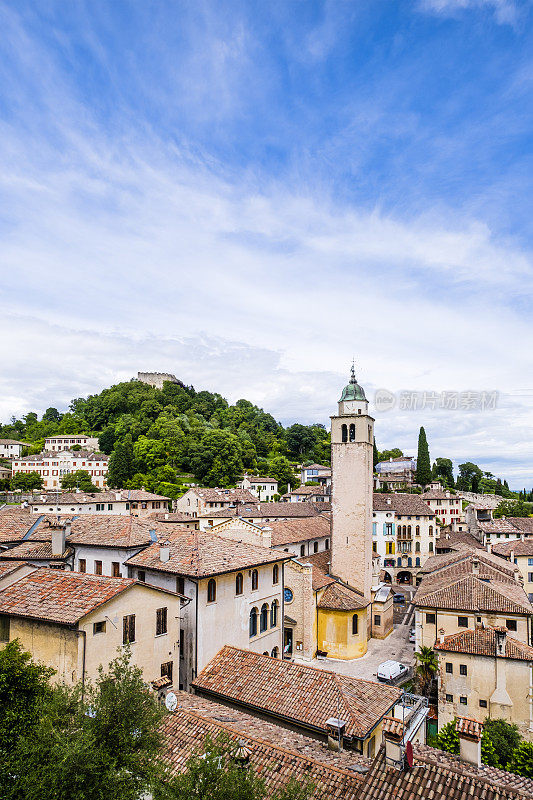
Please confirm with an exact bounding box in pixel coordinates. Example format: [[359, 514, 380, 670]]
[[419, 0, 524, 25]]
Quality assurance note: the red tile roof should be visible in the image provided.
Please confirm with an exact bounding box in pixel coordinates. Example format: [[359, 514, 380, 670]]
[[0, 567, 135, 624], [318, 581, 370, 611], [492, 539, 533, 557], [162, 693, 369, 799], [125, 530, 288, 578], [62, 515, 186, 548], [192, 646, 399, 740], [373, 494, 434, 515], [414, 573, 532, 615], [0, 540, 72, 560], [203, 501, 322, 519], [0, 560, 30, 578], [435, 626, 533, 661], [0, 508, 42, 543], [264, 516, 331, 546]]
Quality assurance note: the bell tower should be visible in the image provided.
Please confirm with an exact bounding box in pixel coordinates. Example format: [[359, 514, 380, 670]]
[[330, 363, 374, 599]]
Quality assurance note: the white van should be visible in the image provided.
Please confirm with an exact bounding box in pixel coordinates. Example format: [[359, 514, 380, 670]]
[[376, 660, 408, 683]]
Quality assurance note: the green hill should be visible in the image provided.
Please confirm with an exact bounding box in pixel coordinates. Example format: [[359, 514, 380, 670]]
[[1, 379, 331, 497]]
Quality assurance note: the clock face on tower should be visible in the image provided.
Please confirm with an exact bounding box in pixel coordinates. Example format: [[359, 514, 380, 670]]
[[343, 401, 357, 412]]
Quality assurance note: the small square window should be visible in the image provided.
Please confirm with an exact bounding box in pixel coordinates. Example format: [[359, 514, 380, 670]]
[[460, 696, 467, 705], [460, 664, 467, 676], [506, 619, 517, 632], [445, 694, 453, 703], [426, 613, 436, 624], [458, 616, 468, 628], [93, 621, 106, 634], [479, 699, 488, 708], [445, 663, 453, 674], [374, 614, 381, 626]]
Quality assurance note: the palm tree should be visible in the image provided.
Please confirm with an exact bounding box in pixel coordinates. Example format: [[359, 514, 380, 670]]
[[414, 646, 438, 696]]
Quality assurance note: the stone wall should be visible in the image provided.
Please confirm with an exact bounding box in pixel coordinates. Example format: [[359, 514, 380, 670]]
[[137, 372, 183, 389]]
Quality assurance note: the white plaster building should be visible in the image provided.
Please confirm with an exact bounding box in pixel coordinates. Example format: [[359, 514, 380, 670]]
[[11, 450, 109, 489], [175, 487, 257, 517], [236, 475, 278, 502], [0, 440, 28, 459], [29, 489, 170, 517], [44, 435, 99, 452], [421, 488, 466, 532], [372, 494, 436, 585]]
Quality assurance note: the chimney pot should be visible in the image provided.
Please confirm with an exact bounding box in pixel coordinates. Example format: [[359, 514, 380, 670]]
[[159, 541, 171, 562], [456, 717, 483, 768]]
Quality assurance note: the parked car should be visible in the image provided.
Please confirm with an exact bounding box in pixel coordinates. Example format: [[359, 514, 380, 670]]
[[408, 628, 416, 643], [393, 593, 405, 604], [377, 660, 409, 683]]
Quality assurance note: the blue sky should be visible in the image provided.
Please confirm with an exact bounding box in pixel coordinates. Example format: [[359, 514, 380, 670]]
[[0, 0, 532, 485]]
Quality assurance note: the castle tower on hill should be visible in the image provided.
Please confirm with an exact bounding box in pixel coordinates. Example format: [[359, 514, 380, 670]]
[[330, 364, 374, 600]]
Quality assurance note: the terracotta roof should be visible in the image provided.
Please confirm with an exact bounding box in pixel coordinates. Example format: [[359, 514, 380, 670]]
[[414, 574, 532, 614], [189, 487, 257, 503], [149, 512, 199, 524], [302, 550, 336, 591], [507, 517, 533, 534], [0, 540, 73, 561], [162, 693, 370, 799], [125, 530, 288, 578], [17, 451, 108, 462], [242, 475, 277, 484], [435, 531, 483, 551], [318, 581, 370, 611], [203, 502, 322, 519], [372, 494, 434, 515], [61, 516, 185, 548], [455, 716, 483, 741], [492, 539, 533, 557], [265, 516, 331, 546], [0, 439, 27, 445], [381, 716, 404, 739], [0, 567, 135, 624], [303, 464, 330, 470], [0, 508, 44, 543], [435, 626, 533, 660], [421, 489, 456, 500], [192, 646, 400, 740], [363, 743, 533, 800], [417, 548, 516, 582], [31, 489, 169, 504], [0, 560, 30, 578], [478, 519, 524, 535]]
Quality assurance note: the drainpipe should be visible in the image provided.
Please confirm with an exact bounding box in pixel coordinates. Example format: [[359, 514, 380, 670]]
[[75, 628, 87, 701], [281, 561, 285, 658], [194, 581, 198, 683]]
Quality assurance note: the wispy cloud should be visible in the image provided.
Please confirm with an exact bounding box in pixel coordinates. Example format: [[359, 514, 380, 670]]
[[0, 1, 532, 484], [419, 0, 528, 26]]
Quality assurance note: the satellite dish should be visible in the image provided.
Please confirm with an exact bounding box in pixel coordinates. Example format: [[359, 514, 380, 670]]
[[165, 692, 177, 712], [405, 740, 414, 769]]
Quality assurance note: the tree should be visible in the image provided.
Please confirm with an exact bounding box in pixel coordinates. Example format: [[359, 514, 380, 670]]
[[60, 470, 100, 493], [0, 641, 54, 768], [107, 435, 135, 489], [98, 425, 116, 454], [483, 719, 520, 770], [11, 472, 43, 491], [471, 473, 480, 493], [373, 439, 379, 469], [268, 455, 299, 494], [42, 407, 62, 423], [414, 646, 438, 696], [432, 458, 454, 488], [7, 648, 165, 800], [415, 427, 431, 487], [378, 448, 403, 462], [456, 462, 483, 492], [509, 741, 533, 778], [493, 499, 531, 519], [159, 733, 313, 800]]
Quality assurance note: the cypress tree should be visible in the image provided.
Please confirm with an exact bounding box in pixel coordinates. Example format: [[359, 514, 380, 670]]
[[416, 426, 431, 487], [373, 438, 379, 469]]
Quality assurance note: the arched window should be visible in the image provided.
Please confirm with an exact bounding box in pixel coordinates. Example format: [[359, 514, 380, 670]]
[[352, 614, 358, 635], [251, 569, 258, 590], [270, 599, 279, 628], [429, 526, 433, 536], [341, 424, 348, 443], [415, 525, 420, 536], [407, 557, 412, 567], [313, 541, 319, 553], [415, 557, 421, 566], [260, 603, 269, 632], [263, 651, 269, 656], [415, 541, 420, 552], [235, 572, 243, 595], [349, 423, 355, 441], [272, 564, 279, 585], [429, 541, 434, 552], [407, 525, 411, 535], [271, 647, 279, 658], [207, 579, 216, 603], [249, 607, 258, 637]]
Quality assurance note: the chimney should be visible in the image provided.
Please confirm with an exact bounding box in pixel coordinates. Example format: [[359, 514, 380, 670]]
[[51, 526, 66, 558], [115, 491, 121, 501], [64, 520, 71, 538], [495, 627, 507, 655], [486, 543, 492, 554], [472, 558, 479, 576], [438, 627, 445, 644], [326, 718, 345, 751], [455, 717, 483, 768], [510, 549, 515, 564], [165, 513, 169, 520], [159, 541, 171, 562], [386, 497, 392, 505]]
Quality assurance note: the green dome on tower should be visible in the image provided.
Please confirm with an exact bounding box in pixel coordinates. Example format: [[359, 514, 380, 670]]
[[339, 363, 367, 402]]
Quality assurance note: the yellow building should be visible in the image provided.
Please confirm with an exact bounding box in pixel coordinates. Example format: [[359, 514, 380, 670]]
[[492, 538, 533, 604], [0, 567, 184, 688], [435, 626, 533, 741]]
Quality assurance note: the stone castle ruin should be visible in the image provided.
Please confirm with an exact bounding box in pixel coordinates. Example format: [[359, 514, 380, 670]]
[[137, 372, 186, 390]]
